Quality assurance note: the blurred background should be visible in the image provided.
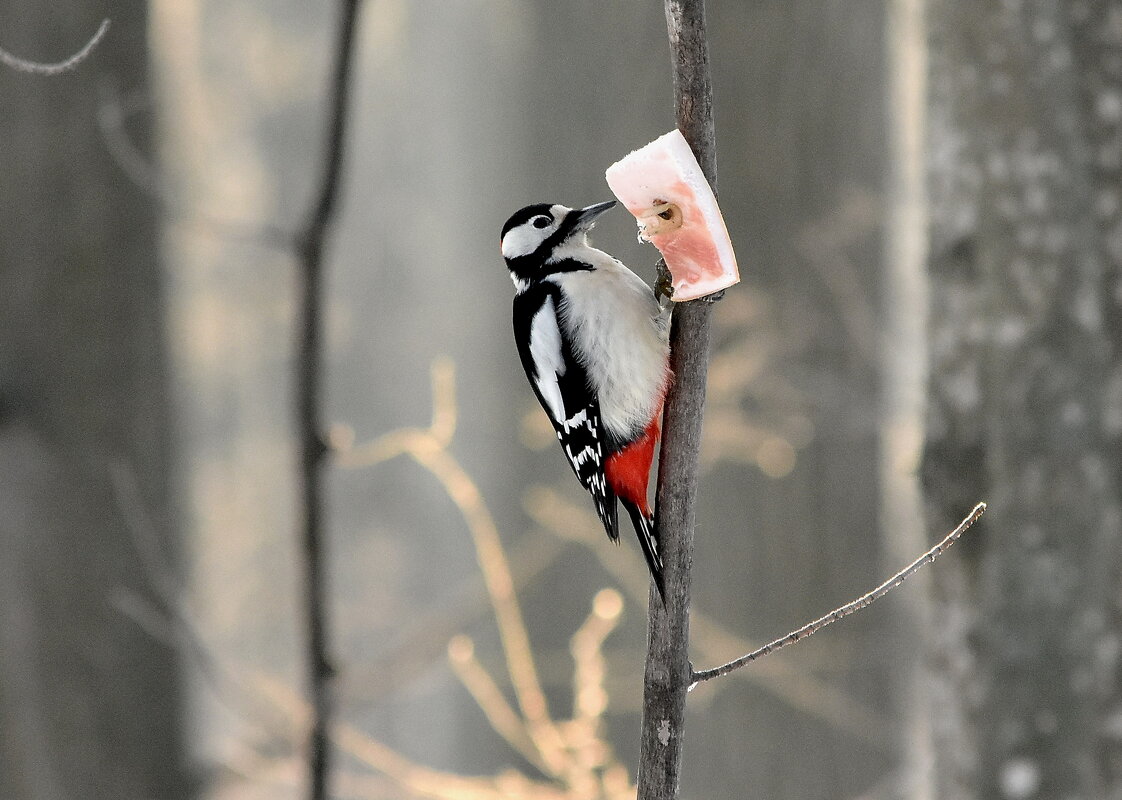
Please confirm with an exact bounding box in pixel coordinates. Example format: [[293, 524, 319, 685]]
[[2, 1, 1119, 798]]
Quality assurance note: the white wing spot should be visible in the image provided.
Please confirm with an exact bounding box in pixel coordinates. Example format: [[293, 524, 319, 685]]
[[572, 446, 598, 467], [529, 297, 566, 422], [644, 523, 662, 566], [564, 409, 588, 434]]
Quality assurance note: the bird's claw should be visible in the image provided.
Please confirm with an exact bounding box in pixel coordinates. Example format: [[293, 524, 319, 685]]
[[654, 261, 675, 305]]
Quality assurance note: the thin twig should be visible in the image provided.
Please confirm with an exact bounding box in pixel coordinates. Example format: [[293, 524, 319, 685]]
[[0, 18, 109, 75], [690, 502, 986, 685], [295, 1, 362, 798]]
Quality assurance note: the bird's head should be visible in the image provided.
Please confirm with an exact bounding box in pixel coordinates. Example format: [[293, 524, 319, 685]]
[[500, 201, 616, 287]]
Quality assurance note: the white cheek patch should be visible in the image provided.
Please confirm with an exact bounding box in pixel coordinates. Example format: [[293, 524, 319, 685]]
[[500, 207, 569, 260], [501, 224, 542, 259]]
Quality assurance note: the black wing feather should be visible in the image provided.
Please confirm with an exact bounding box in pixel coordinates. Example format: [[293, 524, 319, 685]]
[[514, 285, 619, 541]]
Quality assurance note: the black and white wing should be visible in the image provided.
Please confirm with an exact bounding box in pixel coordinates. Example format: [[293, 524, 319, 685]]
[[514, 286, 618, 541]]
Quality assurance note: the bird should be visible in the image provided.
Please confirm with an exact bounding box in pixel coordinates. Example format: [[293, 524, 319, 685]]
[[500, 201, 672, 598]]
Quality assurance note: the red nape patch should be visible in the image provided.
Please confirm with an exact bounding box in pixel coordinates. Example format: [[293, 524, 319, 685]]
[[605, 417, 662, 514]]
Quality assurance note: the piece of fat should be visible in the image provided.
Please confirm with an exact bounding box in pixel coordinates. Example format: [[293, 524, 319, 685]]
[[605, 129, 739, 302]]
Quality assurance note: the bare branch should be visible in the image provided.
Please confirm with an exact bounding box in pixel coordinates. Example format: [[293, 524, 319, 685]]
[[0, 18, 109, 75], [295, 1, 362, 797], [690, 503, 986, 685]]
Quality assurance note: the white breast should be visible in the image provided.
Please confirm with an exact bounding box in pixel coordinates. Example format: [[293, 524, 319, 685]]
[[546, 243, 670, 438]]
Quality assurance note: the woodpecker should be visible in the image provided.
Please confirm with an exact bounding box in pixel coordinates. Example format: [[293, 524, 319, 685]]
[[501, 201, 672, 597]]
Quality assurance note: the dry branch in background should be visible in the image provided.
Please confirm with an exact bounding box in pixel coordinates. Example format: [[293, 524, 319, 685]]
[[339, 360, 567, 774], [0, 18, 109, 74], [332, 359, 638, 798], [295, 1, 362, 797], [119, 357, 640, 798], [95, 80, 293, 249]]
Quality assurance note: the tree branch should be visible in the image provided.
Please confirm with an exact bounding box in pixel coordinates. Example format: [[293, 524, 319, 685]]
[[295, 2, 362, 798], [690, 503, 986, 684], [636, 1, 719, 797], [0, 18, 109, 75]]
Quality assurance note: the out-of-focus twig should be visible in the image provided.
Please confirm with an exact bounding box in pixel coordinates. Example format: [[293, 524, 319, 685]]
[[337, 359, 637, 798], [0, 18, 109, 75], [118, 351, 636, 798], [702, 291, 814, 478], [255, 671, 545, 800], [295, 1, 362, 797], [690, 503, 986, 684], [340, 532, 564, 707], [107, 461, 294, 743], [796, 187, 882, 365], [96, 80, 293, 249], [338, 358, 569, 776], [447, 635, 549, 773], [565, 589, 625, 791]]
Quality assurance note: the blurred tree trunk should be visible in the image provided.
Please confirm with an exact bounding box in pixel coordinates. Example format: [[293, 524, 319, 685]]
[[924, 1, 1122, 797], [0, 5, 188, 799], [882, 0, 934, 796]]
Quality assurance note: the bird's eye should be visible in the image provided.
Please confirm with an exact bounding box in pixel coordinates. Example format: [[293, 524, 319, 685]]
[[532, 216, 551, 229]]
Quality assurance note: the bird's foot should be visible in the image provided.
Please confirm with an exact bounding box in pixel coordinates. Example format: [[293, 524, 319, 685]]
[[654, 261, 675, 306]]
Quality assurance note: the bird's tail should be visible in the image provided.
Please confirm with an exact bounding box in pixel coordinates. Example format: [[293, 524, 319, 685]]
[[621, 499, 665, 602], [591, 488, 620, 543]]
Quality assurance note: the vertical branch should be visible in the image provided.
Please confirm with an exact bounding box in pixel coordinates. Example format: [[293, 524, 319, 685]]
[[295, 2, 362, 799], [637, 1, 718, 797]]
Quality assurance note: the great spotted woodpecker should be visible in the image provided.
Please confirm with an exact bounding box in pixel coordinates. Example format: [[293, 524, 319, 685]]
[[501, 201, 671, 597]]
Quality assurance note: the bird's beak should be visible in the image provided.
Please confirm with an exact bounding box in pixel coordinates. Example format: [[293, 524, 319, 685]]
[[570, 200, 617, 231]]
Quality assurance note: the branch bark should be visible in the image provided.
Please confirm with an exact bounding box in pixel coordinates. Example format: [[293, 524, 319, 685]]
[[296, 2, 361, 798], [636, 2, 718, 797]]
